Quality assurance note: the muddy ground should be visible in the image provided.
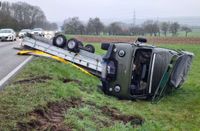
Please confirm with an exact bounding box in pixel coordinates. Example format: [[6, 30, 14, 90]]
[[17, 98, 144, 131], [13, 75, 52, 84]]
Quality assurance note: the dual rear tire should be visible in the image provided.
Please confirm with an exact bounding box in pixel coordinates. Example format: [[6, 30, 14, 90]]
[[53, 34, 95, 53], [85, 44, 95, 53], [52, 34, 67, 48]]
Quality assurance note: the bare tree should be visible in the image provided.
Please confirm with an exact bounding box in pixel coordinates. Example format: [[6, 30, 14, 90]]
[[0, 2, 19, 30], [181, 26, 192, 37], [62, 17, 85, 34], [160, 22, 170, 37], [8, 2, 47, 29], [86, 17, 104, 35], [107, 22, 123, 35], [0, 1, 10, 16], [0, 1, 57, 31], [142, 20, 160, 36], [169, 22, 180, 36], [153, 21, 160, 36], [129, 26, 145, 36], [0, 1, 3, 10]]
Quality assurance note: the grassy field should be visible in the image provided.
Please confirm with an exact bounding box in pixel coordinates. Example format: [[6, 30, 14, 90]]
[[66, 29, 200, 39], [178, 30, 200, 37], [0, 43, 200, 130], [66, 34, 200, 45]]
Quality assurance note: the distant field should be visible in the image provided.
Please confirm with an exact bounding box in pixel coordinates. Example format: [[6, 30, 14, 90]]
[[0, 43, 200, 130], [65, 28, 200, 44], [66, 35, 200, 44], [178, 28, 200, 37]]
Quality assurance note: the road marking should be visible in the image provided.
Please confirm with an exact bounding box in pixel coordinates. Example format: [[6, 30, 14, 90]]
[[0, 56, 33, 89]]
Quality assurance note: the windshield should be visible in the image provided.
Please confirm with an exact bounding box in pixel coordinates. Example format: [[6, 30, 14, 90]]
[[0, 30, 12, 33]]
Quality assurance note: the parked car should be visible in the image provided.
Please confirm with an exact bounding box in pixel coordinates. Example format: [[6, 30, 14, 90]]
[[18, 29, 31, 38], [31, 28, 44, 36], [0, 28, 16, 41]]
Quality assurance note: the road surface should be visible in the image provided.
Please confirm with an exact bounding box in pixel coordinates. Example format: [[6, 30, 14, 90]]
[[0, 40, 32, 89]]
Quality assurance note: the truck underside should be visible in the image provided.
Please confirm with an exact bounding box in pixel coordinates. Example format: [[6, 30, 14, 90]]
[[18, 34, 194, 102]]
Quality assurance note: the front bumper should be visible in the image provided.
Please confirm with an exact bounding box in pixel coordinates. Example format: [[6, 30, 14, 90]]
[[0, 36, 13, 41]]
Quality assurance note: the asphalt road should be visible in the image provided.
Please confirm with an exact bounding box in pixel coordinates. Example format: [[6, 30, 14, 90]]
[[0, 40, 32, 89]]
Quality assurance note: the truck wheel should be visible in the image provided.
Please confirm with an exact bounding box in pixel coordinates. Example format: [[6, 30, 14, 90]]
[[78, 41, 83, 47], [53, 34, 67, 48], [66, 38, 80, 53], [85, 44, 95, 53]]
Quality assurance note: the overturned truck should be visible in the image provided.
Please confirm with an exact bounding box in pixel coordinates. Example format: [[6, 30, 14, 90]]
[[19, 34, 194, 102]]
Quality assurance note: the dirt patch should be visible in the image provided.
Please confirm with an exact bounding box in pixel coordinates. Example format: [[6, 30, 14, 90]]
[[100, 106, 144, 127], [13, 76, 52, 84], [17, 99, 144, 130], [85, 101, 144, 127], [17, 98, 82, 131], [61, 78, 81, 85]]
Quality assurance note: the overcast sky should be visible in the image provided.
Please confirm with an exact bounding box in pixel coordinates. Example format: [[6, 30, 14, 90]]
[[7, 0, 200, 22]]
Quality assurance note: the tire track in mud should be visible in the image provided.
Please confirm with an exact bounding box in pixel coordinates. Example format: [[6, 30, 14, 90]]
[[17, 98, 144, 130]]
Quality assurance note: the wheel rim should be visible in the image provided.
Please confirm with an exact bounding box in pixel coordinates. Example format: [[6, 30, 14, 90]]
[[68, 40, 76, 49], [56, 37, 64, 45], [88, 47, 92, 50]]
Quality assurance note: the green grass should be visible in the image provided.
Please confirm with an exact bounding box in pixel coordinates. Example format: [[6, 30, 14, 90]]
[[177, 31, 200, 37], [66, 29, 200, 38], [0, 44, 200, 130]]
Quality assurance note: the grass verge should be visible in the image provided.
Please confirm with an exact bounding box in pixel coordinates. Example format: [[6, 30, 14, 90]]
[[0, 44, 200, 130]]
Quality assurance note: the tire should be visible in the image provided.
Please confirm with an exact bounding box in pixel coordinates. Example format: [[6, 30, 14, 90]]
[[85, 44, 95, 53], [53, 34, 67, 48], [11, 37, 14, 41], [66, 38, 80, 53], [136, 37, 147, 43], [78, 41, 84, 47]]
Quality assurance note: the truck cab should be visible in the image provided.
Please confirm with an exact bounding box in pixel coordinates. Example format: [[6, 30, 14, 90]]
[[101, 42, 193, 101]]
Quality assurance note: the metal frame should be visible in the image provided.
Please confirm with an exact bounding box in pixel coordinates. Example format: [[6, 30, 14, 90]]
[[22, 37, 103, 73]]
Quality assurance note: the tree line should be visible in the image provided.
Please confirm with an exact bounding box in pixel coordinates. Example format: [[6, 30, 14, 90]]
[[62, 17, 192, 37], [0, 1, 192, 36], [0, 1, 58, 31]]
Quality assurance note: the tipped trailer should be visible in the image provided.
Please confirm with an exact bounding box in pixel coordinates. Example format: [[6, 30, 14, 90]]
[[19, 34, 194, 102]]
